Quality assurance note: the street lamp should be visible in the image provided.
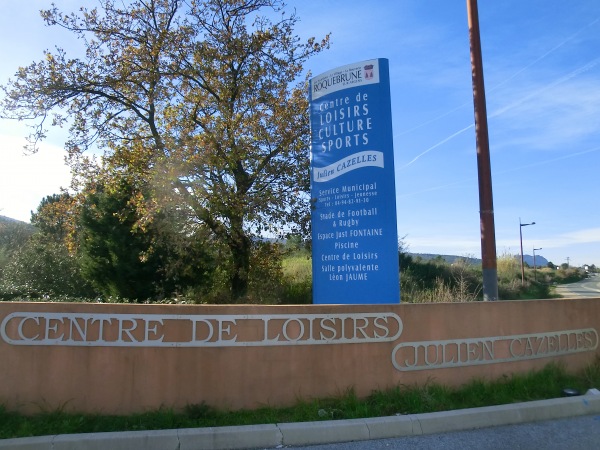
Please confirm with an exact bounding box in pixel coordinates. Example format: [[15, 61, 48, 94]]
[[533, 247, 542, 281], [520, 218, 535, 285]]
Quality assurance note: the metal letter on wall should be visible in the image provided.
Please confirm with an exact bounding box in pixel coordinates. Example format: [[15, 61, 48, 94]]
[[309, 58, 400, 304]]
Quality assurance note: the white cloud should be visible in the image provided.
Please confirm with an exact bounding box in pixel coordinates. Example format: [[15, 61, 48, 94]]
[[540, 228, 600, 249], [489, 72, 600, 151], [496, 227, 600, 267], [405, 234, 481, 257], [404, 227, 600, 266], [0, 135, 71, 222]]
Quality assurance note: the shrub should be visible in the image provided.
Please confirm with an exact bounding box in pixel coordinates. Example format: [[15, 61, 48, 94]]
[[0, 234, 95, 299]]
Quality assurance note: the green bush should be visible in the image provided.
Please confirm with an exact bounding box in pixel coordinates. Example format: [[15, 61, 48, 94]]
[[280, 252, 312, 304], [400, 256, 482, 303], [0, 234, 95, 300], [246, 242, 286, 304]]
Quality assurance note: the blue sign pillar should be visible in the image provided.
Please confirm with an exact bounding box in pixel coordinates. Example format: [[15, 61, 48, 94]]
[[309, 58, 400, 304]]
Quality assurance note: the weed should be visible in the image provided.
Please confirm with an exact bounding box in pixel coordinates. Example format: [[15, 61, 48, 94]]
[[2, 360, 599, 440]]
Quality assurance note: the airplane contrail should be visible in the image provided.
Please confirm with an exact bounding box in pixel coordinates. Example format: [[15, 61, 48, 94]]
[[396, 15, 600, 137]]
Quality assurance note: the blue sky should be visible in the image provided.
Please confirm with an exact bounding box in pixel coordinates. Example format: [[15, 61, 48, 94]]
[[1, 1, 600, 267]]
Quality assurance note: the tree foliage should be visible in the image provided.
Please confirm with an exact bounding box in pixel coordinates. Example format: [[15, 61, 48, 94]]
[[0, 217, 36, 290], [1, 234, 95, 299], [1, 0, 329, 300], [0, 217, 35, 262], [77, 180, 161, 300], [30, 193, 75, 245], [78, 178, 216, 300], [1, 208, 94, 300]]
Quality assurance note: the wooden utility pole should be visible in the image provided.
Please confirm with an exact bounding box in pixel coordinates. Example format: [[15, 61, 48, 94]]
[[467, 0, 499, 300]]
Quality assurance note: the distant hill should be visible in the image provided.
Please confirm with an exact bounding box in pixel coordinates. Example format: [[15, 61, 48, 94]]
[[0, 215, 35, 256], [0, 221, 554, 270], [408, 252, 550, 268], [0, 215, 25, 224], [408, 253, 481, 265], [523, 254, 549, 268], [0, 215, 33, 229]]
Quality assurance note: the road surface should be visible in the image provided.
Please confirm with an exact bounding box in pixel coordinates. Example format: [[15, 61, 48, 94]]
[[283, 414, 600, 450], [553, 274, 600, 298]]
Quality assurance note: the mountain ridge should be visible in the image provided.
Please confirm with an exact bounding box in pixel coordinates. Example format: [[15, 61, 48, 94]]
[[0, 216, 554, 267]]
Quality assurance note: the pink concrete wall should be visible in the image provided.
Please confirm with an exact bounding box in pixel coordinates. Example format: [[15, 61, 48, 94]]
[[1, 299, 598, 414]]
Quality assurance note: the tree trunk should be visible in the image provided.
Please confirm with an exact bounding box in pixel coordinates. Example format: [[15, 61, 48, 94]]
[[229, 233, 251, 301], [228, 209, 251, 300]]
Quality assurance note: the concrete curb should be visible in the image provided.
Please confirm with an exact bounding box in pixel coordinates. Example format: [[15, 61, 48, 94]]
[[2, 392, 600, 450]]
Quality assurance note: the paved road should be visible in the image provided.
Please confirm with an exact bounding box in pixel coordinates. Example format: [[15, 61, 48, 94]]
[[283, 414, 600, 450], [554, 274, 600, 298]]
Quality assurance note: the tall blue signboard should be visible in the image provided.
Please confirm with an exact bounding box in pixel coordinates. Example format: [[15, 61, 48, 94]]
[[309, 58, 400, 304]]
